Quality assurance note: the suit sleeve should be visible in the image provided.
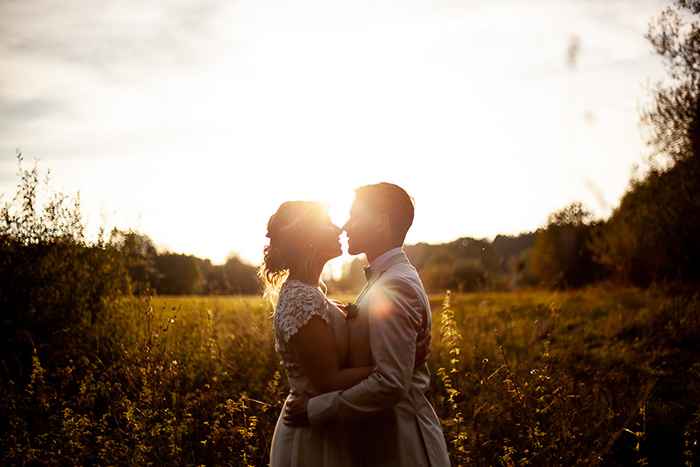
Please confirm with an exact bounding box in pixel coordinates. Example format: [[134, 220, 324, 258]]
[[307, 276, 423, 425]]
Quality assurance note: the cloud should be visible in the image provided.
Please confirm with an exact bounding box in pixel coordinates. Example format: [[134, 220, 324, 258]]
[[0, 0, 235, 154], [0, 97, 69, 138], [0, 0, 228, 79], [0, 0, 674, 262]]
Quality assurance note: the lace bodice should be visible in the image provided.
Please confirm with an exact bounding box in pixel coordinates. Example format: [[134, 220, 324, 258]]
[[273, 280, 348, 392]]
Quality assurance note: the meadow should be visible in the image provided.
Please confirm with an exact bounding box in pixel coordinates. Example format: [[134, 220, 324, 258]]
[[2, 287, 699, 466]]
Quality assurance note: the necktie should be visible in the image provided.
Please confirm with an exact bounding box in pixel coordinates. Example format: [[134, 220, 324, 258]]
[[363, 265, 372, 281]]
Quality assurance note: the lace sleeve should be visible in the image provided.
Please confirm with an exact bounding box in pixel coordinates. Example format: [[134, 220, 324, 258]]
[[275, 281, 331, 343]]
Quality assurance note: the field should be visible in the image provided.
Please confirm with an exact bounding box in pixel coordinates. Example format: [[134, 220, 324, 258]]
[[2, 288, 699, 466]]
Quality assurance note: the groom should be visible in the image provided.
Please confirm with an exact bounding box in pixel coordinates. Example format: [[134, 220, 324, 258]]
[[284, 182, 450, 466]]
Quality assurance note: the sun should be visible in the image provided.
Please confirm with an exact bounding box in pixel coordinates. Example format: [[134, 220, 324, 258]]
[[314, 187, 360, 280]]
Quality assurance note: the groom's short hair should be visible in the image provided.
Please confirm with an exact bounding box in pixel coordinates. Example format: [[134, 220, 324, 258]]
[[355, 182, 414, 245]]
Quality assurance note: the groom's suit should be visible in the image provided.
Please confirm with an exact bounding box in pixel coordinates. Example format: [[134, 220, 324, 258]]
[[307, 249, 450, 466]]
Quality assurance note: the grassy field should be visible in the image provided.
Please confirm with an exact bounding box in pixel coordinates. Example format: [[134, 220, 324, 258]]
[[427, 289, 700, 466], [2, 288, 699, 466]]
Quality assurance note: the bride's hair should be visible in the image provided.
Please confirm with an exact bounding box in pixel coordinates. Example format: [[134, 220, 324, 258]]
[[260, 200, 328, 305]]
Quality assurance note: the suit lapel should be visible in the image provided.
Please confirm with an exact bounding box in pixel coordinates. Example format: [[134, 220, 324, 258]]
[[348, 251, 423, 367], [355, 251, 408, 306], [359, 251, 429, 334]]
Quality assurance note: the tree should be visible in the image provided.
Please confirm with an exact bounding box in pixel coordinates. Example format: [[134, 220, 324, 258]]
[[111, 230, 158, 294], [326, 257, 366, 294], [594, 1, 700, 289], [404, 238, 499, 292], [154, 253, 203, 295], [641, 0, 700, 168], [0, 154, 129, 383], [199, 260, 228, 294], [531, 202, 600, 288], [451, 258, 486, 292], [222, 254, 260, 295]]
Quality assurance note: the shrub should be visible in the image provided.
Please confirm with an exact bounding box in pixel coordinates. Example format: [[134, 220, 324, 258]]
[[0, 153, 129, 383]]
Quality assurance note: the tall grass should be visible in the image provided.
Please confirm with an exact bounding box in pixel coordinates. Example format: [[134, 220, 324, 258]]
[[431, 287, 700, 466], [1, 292, 284, 466], [1, 287, 698, 465]]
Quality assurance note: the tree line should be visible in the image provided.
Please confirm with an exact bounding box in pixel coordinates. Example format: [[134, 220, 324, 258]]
[[2, 0, 698, 375], [115, 0, 700, 296], [113, 230, 260, 296]]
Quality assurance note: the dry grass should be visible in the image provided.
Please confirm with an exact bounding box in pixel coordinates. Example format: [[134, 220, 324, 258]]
[[1, 287, 698, 466]]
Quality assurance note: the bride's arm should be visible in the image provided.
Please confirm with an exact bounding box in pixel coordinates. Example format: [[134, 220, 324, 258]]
[[289, 316, 372, 394]]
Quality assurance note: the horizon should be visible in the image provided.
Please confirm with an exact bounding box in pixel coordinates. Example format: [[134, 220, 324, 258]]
[[1, 0, 671, 266]]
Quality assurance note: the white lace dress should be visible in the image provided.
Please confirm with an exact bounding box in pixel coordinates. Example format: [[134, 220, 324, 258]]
[[269, 280, 361, 467]]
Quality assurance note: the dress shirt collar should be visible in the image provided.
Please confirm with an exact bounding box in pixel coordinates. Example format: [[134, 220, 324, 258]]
[[367, 247, 404, 277]]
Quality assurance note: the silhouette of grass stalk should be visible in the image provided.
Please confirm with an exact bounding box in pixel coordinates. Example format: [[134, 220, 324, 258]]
[[437, 290, 468, 464], [497, 330, 547, 464]]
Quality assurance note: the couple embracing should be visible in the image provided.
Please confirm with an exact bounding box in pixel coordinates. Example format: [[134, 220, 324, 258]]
[[261, 182, 451, 467]]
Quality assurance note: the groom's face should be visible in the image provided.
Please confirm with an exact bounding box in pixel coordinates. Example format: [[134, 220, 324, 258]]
[[342, 198, 380, 256]]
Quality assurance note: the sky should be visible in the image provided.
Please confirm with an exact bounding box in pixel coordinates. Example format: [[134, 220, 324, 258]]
[[0, 0, 672, 268]]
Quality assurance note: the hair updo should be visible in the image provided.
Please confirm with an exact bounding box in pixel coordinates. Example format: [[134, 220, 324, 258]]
[[260, 200, 328, 305]]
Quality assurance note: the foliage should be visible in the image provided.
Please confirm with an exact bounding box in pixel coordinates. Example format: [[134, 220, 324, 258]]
[[492, 233, 539, 289], [2, 289, 698, 466], [0, 152, 82, 243], [326, 257, 366, 294], [325, 235, 537, 295], [110, 230, 159, 295], [0, 153, 130, 384], [405, 238, 503, 293], [592, 157, 700, 289], [592, 0, 700, 290], [641, 0, 700, 168], [220, 254, 261, 295], [0, 294, 283, 466], [154, 253, 204, 295], [430, 288, 700, 467], [531, 202, 601, 289], [108, 231, 262, 296]]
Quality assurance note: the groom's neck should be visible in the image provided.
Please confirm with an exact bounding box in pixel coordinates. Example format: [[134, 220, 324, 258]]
[[365, 243, 401, 264]]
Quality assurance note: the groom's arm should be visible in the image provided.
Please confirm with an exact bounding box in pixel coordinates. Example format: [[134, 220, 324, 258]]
[[304, 277, 424, 425]]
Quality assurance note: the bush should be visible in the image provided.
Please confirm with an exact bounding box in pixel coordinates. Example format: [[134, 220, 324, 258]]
[[531, 202, 601, 289], [0, 153, 129, 383]]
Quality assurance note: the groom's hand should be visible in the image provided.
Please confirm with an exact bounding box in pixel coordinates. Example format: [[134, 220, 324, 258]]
[[283, 388, 311, 427]]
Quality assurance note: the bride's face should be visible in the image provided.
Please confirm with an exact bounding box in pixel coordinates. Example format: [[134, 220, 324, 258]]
[[306, 214, 343, 261]]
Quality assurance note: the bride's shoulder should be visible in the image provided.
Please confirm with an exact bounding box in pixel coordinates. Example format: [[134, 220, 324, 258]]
[[276, 280, 327, 315], [275, 280, 332, 340]]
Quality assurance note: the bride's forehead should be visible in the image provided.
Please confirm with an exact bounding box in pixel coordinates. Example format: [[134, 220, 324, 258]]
[[306, 208, 331, 224]]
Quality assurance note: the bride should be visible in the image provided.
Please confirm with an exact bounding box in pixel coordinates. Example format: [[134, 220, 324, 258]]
[[261, 200, 428, 467]]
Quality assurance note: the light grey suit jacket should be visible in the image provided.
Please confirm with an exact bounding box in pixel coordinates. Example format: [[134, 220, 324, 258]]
[[307, 251, 450, 466]]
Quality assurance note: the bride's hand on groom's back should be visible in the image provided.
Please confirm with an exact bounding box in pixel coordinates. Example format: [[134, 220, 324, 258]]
[[283, 388, 311, 427]]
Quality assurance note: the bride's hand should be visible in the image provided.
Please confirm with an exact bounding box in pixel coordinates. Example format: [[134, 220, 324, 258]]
[[414, 326, 431, 369], [283, 388, 311, 427]]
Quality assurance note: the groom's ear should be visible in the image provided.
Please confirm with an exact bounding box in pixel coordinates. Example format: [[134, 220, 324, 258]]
[[376, 214, 390, 234]]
